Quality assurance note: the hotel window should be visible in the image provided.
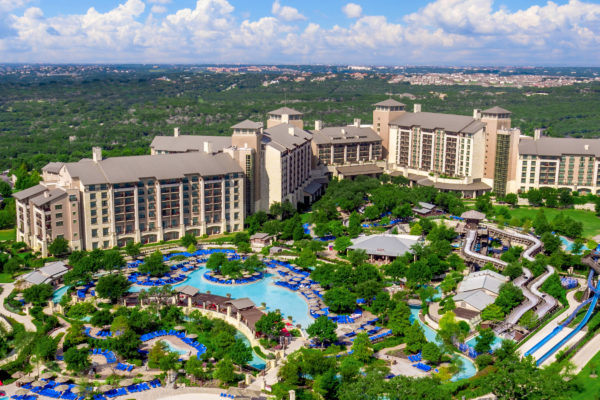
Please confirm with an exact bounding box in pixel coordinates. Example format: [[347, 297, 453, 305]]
[[103, 228, 109, 236], [92, 229, 98, 238], [55, 204, 62, 210], [56, 221, 63, 227]]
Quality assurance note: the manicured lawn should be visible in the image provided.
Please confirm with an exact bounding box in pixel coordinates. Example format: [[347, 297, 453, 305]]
[[502, 207, 600, 238], [570, 350, 600, 399], [0, 228, 15, 241], [0, 273, 13, 283]]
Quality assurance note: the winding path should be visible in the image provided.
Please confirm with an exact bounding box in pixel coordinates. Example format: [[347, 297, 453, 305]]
[[0, 283, 36, 331]]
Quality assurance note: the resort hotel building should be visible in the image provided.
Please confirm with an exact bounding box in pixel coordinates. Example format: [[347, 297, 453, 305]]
[[14, 102, 600, 255]]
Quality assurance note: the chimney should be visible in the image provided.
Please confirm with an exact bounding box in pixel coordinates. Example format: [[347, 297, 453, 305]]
[[534, 128, 542, 141], [288, 127, 295, 136], [341, 128, 346, 136], [92, 147, 102, 162], [585, 144, 590, 151], [414, 104, 422, 113], [473, 109, 481, 119], [43, 191, 49, 198], [203, 141, 212, 154], [314, 120, 323, 131], [353, 118, 361, 127], [174, 127, 179, 137]]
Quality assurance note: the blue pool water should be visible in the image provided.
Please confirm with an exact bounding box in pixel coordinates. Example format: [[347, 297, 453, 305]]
[[52, 285, 70, 304], [409, 307, 477, 381], [236, 332, 266, 370], [560, 236, 587, 254], [130, 267, 312, 329], [466, 335, 504, 351]]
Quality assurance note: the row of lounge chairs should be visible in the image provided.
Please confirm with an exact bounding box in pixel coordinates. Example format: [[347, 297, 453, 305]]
[[93, 380, 161, 400], [90, 348, 117, 363], [413, 363, 431, 372], [408, 352, 422, 362], [219, 394, 235, 398], [115, 363, 134, 372]]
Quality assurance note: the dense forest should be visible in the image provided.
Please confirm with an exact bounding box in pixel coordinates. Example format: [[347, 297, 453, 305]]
[[1, 69, 600, 171]]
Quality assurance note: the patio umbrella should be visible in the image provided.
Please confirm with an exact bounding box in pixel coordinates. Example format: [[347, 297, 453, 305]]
[[174, 325, 185, 331], [55, 376, 70, 383], [187, 333, 198, 339], [31, 381, 45, 387], [98, 385, 113, 392], [119, 379, 134, 387], [141, 376, 154, 382], [15, 293, 24, 299], [16, 389, 29, 396], [11, 371, 24, 379], [252, 272, 261, 276], [41, 372, 56, 379], [20, 376, 35, 383], [55, 384, 70, 391], [328, 313, 338, 318], [77, 343, 88, 350]]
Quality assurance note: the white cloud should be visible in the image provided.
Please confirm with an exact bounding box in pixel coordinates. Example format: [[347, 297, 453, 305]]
[[342, 3, 362, 19], [151, 5, 167, 13], [271, 0, 305, 21], [0, 0, 30, 12], [147, 0, 171, 3], [0, 0, 600, 64]]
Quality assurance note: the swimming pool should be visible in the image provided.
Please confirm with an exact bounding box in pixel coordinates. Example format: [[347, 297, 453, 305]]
[[162, 339, 188, 356], [130, 267, 312, 329], [560, 236, 587, 254], [409, 306, 477, 381], [52, 285, 70, 304]]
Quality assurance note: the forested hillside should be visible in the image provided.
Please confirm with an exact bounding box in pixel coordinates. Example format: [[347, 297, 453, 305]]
[[1, 70, 600, 170]]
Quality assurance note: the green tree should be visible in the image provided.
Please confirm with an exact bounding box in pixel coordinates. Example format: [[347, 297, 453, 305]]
[[95, 274, 131, 303], [388, 301, 411, 336], [541, 232, 561, 254], [474, 328, 495, 354], [348, 211, 362, 237], [180, 233, 197, 248], [405, 323, 427, 353], [307, 315, 338, 347], [112, 329, 142, 359], [324, 287, 357, 314], [125, 241, 141, 258], [148, 341, 167, 369], [139, 250, 169, 276], [504, 193, 518, 207], [481, 304, 505, 322], [518, 309, 539, 330], [351, 332, 373, 362], [255, 311, 284, 340], [503, 262, 523, 280], [495, 283, 525, 314], [102, 250, 125, 271], [214, 357, 236, 385], [422, 342, 442, 364], [334, 236, 353, 253], [23, 283, 53, 305], [64, 347, 90, 374], [48, 236, 70, 256]]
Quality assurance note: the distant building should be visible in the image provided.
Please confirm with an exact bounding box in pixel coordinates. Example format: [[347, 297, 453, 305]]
[[20, 261, 69, 288], [453, 270, 509, 325]]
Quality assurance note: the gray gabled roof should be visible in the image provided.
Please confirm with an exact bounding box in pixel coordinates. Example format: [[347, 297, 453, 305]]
[[13, 184, 48, 201], [30, 188, 67, 207], [227, 297, 256, 310], [391, 112, 484, 134], [42, 162, 65, 174], [311, 126, 382, 145], [348, 234, 420, 257], [263, 123, 312, 152], [64, 152, 243, 185], [374, 99, 405, 107], [150, 135, 232, 153], [176, 285, 199, 297], [453, 289, 496, 311], [461, 210, 486, 220], [268, 107, 303, 116], [457, 270, 508, 295], [22, 271, 51, 285], [482, 106, 511, 115], [418, 202, 435, 210], [22, 261, 69, 285], [519, 136, 600, 157], [231, 120, 263, 130]]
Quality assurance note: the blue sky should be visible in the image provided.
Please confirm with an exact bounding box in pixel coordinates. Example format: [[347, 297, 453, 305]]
[[1, 0, 600, 65]]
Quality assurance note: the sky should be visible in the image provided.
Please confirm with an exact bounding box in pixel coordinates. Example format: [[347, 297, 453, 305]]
[[1, 0, 600, 65]]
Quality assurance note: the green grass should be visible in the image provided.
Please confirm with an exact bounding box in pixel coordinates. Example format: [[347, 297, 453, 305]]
[[570, 350, 600, 399], [503, 207, 600, 238], [0, 229, 15, 241], [0, 273, 13, 283]]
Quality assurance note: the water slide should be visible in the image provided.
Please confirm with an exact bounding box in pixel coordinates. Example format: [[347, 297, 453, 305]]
[[535, 286, 600, 366], [524, 270, 596, 357]]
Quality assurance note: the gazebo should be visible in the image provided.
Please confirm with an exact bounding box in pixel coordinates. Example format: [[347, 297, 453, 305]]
[[461, 210, 486, 229]]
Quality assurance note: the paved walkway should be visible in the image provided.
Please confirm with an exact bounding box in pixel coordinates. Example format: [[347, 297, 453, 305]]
[[570, 332, 600, 374], [375, 344, 428, 378], [0, 283, 36, 331], [247, 337, 306, 391]]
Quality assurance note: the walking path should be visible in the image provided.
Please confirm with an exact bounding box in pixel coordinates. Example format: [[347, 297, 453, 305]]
[[570, 332, 600, 374], [0, 283, 36, 331], [375, 344, 428, 378], [247, 337, 306, 391]]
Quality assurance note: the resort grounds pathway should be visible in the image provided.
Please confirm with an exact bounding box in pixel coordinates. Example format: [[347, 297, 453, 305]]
[[0, 283, 36, 331]]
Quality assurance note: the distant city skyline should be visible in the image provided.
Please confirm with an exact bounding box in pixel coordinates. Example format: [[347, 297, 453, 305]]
[[1, 0, 599, 65]]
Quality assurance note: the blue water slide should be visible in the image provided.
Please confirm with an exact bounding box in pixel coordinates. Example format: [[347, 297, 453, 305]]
[[535, 286, 600, 366], [524, 270, 595, 358]]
